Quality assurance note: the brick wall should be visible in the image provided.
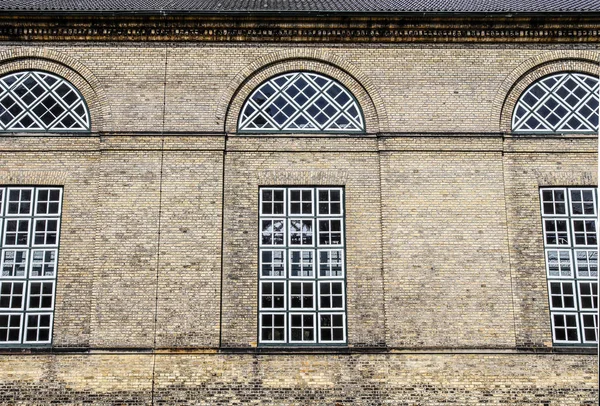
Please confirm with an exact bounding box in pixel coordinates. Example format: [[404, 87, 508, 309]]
[[0, 353, 597, 404], [0, 40, 597, 403]]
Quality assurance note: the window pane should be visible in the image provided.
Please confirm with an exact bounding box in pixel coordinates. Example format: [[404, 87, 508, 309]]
[[513, 73, 599, 134], [239, 72, 364, 132]]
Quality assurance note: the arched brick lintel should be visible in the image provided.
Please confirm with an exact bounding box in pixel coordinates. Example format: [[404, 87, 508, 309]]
[[492, 50, 600, 134], [219, 50, 388, 134], [0, 48, 112, 133]]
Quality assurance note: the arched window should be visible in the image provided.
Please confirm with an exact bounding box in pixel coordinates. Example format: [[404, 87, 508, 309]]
[[512, 72, 599, 134], [0, 71, 90, 132], [238, 72, 365, 132]]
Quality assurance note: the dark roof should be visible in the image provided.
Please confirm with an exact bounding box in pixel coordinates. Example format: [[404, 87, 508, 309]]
[[1, 0, 599, 14]]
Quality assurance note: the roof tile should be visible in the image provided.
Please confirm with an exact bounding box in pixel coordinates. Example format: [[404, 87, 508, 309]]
[[0, 0, 598, 13]]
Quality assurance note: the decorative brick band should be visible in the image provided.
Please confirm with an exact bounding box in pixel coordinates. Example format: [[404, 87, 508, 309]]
[[0, 48, 112, 133], [0, 16, 598, 43], [533, 170, 597, 187], [257, 170, 349, 185]]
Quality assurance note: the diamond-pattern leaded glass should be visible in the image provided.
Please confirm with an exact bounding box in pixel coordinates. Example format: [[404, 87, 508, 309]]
[[0, 71, 90, 132], [239, 72, 365, 132], [512, 73, 599, 133]]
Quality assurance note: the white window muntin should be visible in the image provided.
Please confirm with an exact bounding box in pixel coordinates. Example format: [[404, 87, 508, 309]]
[[0, 188, 4, 215], [0, 281, 26, 310], [574, 249, 598, 279], [259, 281, 286, 311], [26, 280, 55, 311], [288, 312, 317, 343], [259, 313, 286, 343], [287, 188, 313, 217], [318, 312, 346, 344], [577, 281, 598, 311], [542, 219, 570, 247], [540, 188, 568, 217], [317, 218, 344, 247], [318, 249, 345, 278], [289, 249, 315, 279], [2, 218, 31, 247], [550, 312, 581, 344], [580, 313, 599, 344], [29, 249, 58, 279], [545, 249, 572, 278], [0, 71, 91, 132], [34, 188, 63, 216], [288, 218, 314, 247], [317, 188, 344, 216], [318, 281, 345, 311], [259, 188, 286, 217], [0, 313, 23, 343], [259, 249, 286, 279], [571, 219, 597, 247], [547, 281, 577, 311], [258, 186, 346, 346], [569, 188, 597, 217], [260, 219, 286, 247], [1, 249, 28, 279], [22, 312, 53, 344], [4, 188, 34, 216], [289, 281, 316, 311], [239, 72, 365, 133], [31, 218, 61, 247], [512, 72, 599, 134]]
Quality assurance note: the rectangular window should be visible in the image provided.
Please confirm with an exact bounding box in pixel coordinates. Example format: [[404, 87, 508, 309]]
[[541, 187, 598, 345], [259, 187, 346, 345], [0, 186, 62, 346]]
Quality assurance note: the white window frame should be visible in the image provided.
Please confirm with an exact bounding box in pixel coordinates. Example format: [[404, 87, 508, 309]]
[[22, 312, 53, 344], [0, 313, 23, 343], [318, 281, 346, 311], [318, 312, 347, 344], [259, 313, 287, 344], [29, 249, 58, 279], [26, 280, 56, 311], [289, 249, 315, 279], [34, 188, 63, 216], [550, 312, 581, 344], [2, 218, 31, 247], [547, 280, 577, 311], [288, 312, 317, 344], [1, 249, 28, 278], [0, 281, 26, 311], [580, 313, 599, 344], [288, 219, 314, 247], [544, 249, 573, 279], [5, 188, 34, 216], [259, 249, 286, 279], [542, 219, 570, 247], [569, 188, 597, 217], [318, 249, 345, 278]]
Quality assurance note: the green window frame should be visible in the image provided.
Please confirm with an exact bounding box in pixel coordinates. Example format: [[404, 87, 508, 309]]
[[258, 187, 347, 345], [0, 186, 62, 346], [540, 187, 598, 345]]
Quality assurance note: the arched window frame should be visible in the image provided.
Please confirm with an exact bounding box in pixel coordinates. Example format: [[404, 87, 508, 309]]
[[238, 71, 365, 133], [511, 72, 599, 134], [0, 70, 91, 133]]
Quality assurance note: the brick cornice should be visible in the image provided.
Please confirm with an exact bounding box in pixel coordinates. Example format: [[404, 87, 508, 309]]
[[0, 14, 599, 42]]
